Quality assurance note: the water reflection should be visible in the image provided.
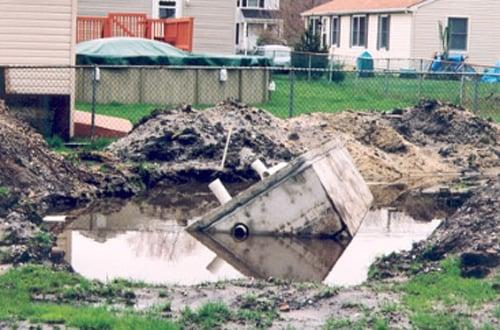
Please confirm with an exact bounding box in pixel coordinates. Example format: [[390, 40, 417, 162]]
[[57, 197, 441, 286]]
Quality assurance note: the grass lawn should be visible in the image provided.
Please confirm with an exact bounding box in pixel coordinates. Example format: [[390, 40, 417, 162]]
[[399, 258, 499, 329], [76, 73, 500, 123], [0, 265, 179, 329], [0, 265, 277, 330]]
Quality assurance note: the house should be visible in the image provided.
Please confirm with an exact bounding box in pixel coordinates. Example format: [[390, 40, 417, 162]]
[[78, 0, 283, 55], [302, 0, 500, 67], [0, 0, 77, 138]]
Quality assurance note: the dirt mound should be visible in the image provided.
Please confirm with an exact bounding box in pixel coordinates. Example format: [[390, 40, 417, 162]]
[[393, 100, 497, 146], [373, 178, 499, 279], [110, 102, 295, 182], [0, 100, 135, 263], [389, 100, 499, 170], [0, 101, 95, 211]]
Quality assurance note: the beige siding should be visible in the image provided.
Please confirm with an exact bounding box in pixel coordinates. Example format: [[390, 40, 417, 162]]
[[78, 0, 152, 17], [412, 0, 500, 66], [331, 13, 412, 68], [0, 0, 77, 95], [183, 0, 236, 54]]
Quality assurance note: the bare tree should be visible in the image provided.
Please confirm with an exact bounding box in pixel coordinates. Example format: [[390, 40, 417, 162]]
[[280, 0, 331, 47]]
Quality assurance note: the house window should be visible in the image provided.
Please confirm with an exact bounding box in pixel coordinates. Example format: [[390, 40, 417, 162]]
[[309, 17, 321, 36], [159, 1, 176, 18], [448, 17, 468, 51], [239, 0, 265, 8], [351, 15, 367, 47], [377, 15, 390, 50], [331, 16, 340, 47]]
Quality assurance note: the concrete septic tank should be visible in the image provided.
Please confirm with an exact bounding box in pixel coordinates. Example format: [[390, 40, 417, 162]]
[[188, 141, 374, 238]]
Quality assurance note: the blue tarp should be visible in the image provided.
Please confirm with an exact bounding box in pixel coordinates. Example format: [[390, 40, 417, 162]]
[[482, 60, 500, 83]]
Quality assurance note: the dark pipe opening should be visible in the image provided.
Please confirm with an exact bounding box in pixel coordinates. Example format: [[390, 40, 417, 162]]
[[232, 223, 249, 241]]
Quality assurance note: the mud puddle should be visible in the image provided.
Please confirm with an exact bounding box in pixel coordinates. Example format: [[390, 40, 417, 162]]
[[56, 192, 442, 287]]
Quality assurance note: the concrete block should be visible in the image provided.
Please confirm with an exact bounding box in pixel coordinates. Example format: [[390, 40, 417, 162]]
[[188, 140, 373, 238]]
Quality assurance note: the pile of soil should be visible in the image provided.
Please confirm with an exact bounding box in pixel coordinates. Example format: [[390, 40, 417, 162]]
[[389, 100, 499, 170], [373, 178, 499, 279], [0, 100, 135, 263], [110, 102, 295, 183], [284, 100, 498, 205]]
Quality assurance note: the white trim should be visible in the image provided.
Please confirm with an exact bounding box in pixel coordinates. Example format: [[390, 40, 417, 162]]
[[377, 14, 390, 50], [330, 15, 341, 47], [302, 7, 415, 17], [446, 15, 471, 53], [409, 0, 441, 10], [351, 14, 368, 48]]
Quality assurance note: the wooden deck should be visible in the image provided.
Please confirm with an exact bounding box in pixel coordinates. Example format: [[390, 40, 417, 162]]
[[77, 13, 194, 51]]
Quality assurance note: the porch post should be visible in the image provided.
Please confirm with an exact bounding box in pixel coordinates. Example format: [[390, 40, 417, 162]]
[[243, 22, 248, 55]]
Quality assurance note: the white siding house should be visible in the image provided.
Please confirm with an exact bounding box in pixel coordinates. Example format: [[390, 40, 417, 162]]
[[0, 0, 78, 138], [302, 0, 500, 67], [77, 0, 283, 55]]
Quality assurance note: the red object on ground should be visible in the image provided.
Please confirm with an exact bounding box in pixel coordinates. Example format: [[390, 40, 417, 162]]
[[73, 111, 133, 138], [76, 13, 194, 51]]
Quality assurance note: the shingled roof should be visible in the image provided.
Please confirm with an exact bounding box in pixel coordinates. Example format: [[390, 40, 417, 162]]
[[302, 0, 428, 16]]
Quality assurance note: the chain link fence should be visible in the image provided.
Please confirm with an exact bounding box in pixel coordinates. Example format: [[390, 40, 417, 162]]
[[1, 65, 499, 139]]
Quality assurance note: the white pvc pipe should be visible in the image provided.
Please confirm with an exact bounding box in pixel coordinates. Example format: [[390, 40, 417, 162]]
[[251, 159, 268, 180], [209, 179, 232, 205], [265, 162, 288, 176]]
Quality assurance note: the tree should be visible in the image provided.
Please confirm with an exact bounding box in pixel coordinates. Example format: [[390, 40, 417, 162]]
[[438, 21, 450, 60], [295, 23, 325, 53], [279, 0, 331, 46]]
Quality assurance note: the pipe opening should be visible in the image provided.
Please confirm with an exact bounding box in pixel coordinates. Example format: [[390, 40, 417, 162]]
[[232, 223, 249, 241]]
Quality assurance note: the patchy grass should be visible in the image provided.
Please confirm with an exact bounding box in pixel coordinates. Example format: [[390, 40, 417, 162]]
[[180, 302, 231, 330], [323, 316, 389, 330], [0, 265, 282, 329], [0, 265, 178, 329], [400, 258, 498, 329], [0, 186, 10, 198]]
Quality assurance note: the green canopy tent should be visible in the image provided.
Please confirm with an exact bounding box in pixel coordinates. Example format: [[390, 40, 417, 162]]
[[76, 37, 270, 67]]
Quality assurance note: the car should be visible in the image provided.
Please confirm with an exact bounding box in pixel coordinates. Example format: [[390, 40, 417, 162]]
[[255, 45, 292, 67]]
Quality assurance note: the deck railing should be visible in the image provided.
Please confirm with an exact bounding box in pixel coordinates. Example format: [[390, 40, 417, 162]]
[[76, 13, 194, 51]]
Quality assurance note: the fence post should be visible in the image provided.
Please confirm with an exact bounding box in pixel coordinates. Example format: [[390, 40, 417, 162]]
[[384, 59, 390, 95], [472, 76, 479, 114], [288, 69, 295, 118], [195, 69, 200, 105], [308, 54, 312, 81], [91, 65, 98, 140], [418, 59, 424, 101], [459, 74, 465, 106]]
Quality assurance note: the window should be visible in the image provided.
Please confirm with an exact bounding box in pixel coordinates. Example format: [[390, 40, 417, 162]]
[[331, 16, 340, 47], [239, 0, 265, 8], [309, 17, 321, 36], [159, 1, 176, 19], [351, 15, 367, 47], [377, 15, 390, 50], [448, 17, 468, 51]]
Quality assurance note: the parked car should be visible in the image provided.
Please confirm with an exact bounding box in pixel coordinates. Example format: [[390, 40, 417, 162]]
[[255, 45, 292, 67]]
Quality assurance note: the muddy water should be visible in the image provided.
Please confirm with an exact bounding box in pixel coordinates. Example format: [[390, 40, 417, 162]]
[[57, 189, 441, 287]]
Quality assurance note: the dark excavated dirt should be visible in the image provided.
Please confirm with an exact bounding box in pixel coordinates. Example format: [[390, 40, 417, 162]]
[[374, 178, 499, 279], [0, 100, 136, 263], [111, 103, 295, 184]]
